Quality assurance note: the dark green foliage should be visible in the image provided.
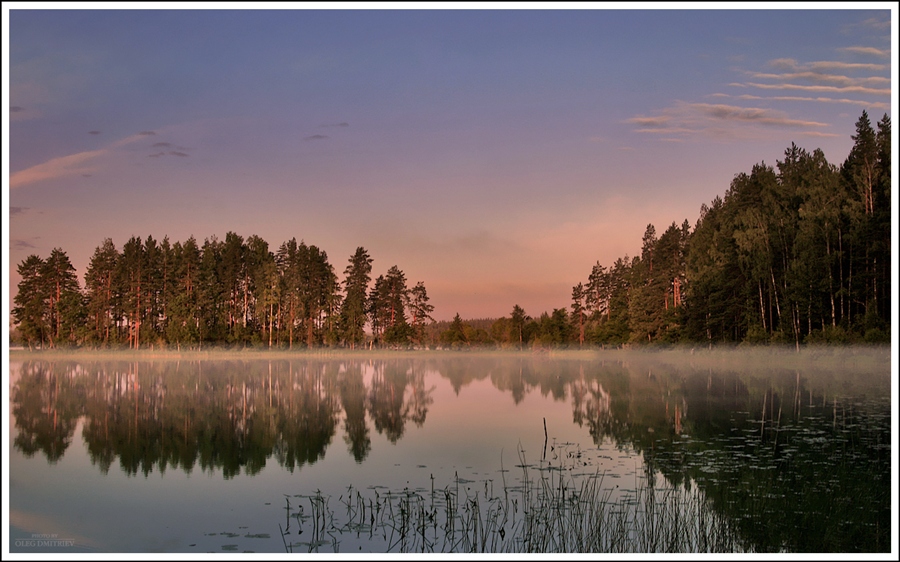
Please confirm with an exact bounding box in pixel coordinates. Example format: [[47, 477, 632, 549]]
[[571, 283, 587, 346], [15, 237, 426, 349], [339, 247, 373, 348], [440, 313, 469, 347], [13, 255, 50, 349], [84, 239, 119, 346], [369, 265, 412, 346], [166, 236, 202, 347], [407, 281, 435, 345], [12, 249, 86, 349], [575, 111, 890, 347], [11, 113, 887, 349], [532, 308, 571, 346], [510, 304, 527, 347]]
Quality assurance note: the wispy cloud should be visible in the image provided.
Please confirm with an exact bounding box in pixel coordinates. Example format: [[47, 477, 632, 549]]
[[88, 130, 101, 135], [841, 16, 892, 35], [626, 101, 828, 140], [10, 206, 29, 216], [748, 71, 888, 87], [629, 127, 698, 135], [858, 17, 891, 31], [319, 122, 350, 128], [739, 55, 892, 98], [768, 58, 887, 73], [305, 134, 329, 141], [742, 82, 889, 97], [727, 93, 889, 110], [10, 130, 176, 188], [627, 115, 671, 127], [12, 239, 38, 250], [10, 149, 106, 188], [630, 37, 888, 142], [798, 131, 841, 138], [9, 104, 39, 121], [839, 46, 890, 58], [692, 103, 827, 127]]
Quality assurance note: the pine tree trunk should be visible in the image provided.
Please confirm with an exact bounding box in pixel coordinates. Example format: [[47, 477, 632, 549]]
[[759, 280, 767, 332]]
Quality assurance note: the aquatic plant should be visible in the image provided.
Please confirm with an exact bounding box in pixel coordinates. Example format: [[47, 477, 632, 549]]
[[280, 445, 745, 553]]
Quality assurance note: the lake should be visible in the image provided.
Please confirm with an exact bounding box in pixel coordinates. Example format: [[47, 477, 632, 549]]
[[6, 347, 893, 554]]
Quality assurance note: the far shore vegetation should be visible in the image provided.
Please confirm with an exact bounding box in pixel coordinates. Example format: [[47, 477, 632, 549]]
[[12, 111, 891, 352], [9, 344, 890, 379]]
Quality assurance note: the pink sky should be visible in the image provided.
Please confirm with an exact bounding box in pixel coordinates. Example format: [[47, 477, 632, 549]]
[[5, 6, 895, 322]]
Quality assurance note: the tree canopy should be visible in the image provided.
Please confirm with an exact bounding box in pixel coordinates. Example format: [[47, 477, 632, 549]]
[[12, 112, 890, 349]]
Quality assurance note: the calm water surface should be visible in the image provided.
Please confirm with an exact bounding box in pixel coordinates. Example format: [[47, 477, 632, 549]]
[[7, 348, 892, 553]]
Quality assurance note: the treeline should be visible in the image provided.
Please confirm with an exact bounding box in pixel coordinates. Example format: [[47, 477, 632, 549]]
[[575, 110, 892, 347], [13, 237, 434, 350], [442, 111, 891, 349], [11, 111, 891, 350]]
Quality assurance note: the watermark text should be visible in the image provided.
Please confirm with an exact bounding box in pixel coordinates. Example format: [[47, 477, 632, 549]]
[[14, 533, 76, 548]]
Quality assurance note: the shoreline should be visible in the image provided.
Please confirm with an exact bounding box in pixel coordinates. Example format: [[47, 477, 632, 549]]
[[7, 343, 891, 368]]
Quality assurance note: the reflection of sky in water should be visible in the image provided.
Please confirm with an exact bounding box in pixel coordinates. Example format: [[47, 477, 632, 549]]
[[8, 360, 644, 553], [7, 350, 891, 553]]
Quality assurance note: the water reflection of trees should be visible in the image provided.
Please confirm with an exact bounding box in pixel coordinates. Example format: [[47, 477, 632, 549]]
[[11, 354, 889, 551], [12, 361, 83, 462], [430, 354, 891, 553], [338, 362, 370, 462], [274, 361, 339, 472], [613, 364, 891, 553], [12, 359, 435, 478]]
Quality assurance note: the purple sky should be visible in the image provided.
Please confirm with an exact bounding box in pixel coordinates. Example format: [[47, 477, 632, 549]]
[[4, 5, 895, 322]]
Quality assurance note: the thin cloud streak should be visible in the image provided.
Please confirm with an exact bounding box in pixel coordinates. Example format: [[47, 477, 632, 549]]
[[743, 82, 890, 96], [691, 103, 827, 127], [10, 149, 107, 188], [626, 101, 828, 139], [721, 93, 889, 110], [748, 71, 889, 87], [631, 128, 699, 135], [768, 58, 887, 72], [839, 46, 890, 58], [10, 131, 171, 188], [627, 34, 889, 142], [856, 17, 891, 30], [12, 239, 38, 250], [798, 131, 841, 138]]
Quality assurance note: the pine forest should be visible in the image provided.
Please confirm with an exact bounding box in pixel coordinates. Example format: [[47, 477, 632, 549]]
[[11, 111, 891, 350]]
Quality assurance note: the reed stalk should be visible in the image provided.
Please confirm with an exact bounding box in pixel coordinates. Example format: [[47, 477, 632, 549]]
[[281, 446, 745, 553]]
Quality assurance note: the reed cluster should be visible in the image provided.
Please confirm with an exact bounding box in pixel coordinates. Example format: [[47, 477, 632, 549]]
[[280, 448, 746, 553]]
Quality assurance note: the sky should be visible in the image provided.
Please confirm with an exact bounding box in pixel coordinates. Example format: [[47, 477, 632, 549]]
[[3, 3, 896, 323]]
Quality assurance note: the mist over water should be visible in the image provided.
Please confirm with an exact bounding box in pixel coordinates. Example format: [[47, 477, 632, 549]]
[[7, 346, 892, 553]]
